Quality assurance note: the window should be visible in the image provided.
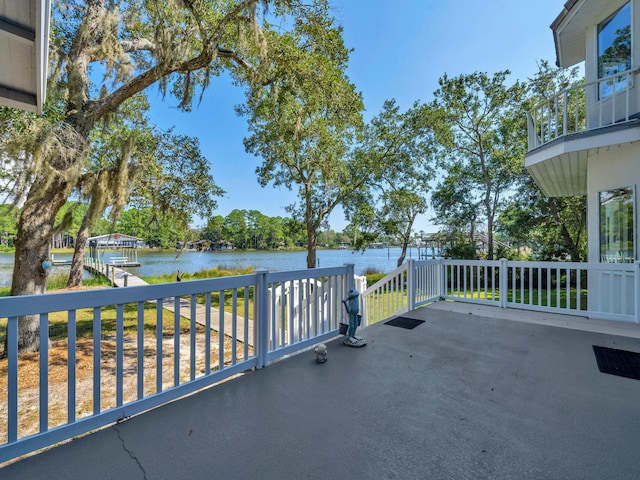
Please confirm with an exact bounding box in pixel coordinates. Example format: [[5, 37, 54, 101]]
[[598, 2, 632, 98], [600, 186, 635, 263]]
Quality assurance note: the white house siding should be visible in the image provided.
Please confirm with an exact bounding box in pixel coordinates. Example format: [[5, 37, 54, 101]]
[[586, 141, 640, 262], [586, 141, 640, 314]]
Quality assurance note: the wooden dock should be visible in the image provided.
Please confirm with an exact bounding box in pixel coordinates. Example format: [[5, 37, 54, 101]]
[[83, 258, 253, 345]]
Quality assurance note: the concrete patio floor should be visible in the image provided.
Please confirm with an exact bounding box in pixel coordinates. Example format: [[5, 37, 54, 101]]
[[3, 302, 640, 479]]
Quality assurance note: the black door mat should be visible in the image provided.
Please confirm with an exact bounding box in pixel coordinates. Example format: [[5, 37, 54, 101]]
[[384, 317, 425, 329], [593, 345, 640, 381]]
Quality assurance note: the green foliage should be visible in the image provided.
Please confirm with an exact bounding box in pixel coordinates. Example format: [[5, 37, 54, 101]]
[[202, 215, 226, 245], [53, 202, 88, 238], [363, 268, 386, 286], [4, 0, 347, 303], [346, 99, 438, 267], [432, 71, 527, 260], [443, 242, 477, 260], [104, 206, 310, 251], [497, 177, 586, 261], [496, 62, 587, 261], [129, 130, 224, 223], [115, 207, 195, 249], [142, 265, 255, 284], [0, 204, 19, 247], [239, 3, 365, 267], [45, 272, 112, 290], [223, 209, 249, 249]]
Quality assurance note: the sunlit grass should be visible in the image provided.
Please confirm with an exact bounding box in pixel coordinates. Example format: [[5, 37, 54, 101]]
[[142, 265, 255, 284], [0, 272, 112, 298], [364, 290, 409, 325], [445, 287, 588, 310], [0, 302, 199, 351]]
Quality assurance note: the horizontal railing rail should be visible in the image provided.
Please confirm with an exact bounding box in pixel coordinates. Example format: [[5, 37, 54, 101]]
[[0, 265, 351, 463], [527, 67, 640, 150]]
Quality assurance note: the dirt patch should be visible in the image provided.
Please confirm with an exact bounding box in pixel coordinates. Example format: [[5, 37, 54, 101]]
[[0, 330, 251, 443], [53, 286, 110, 293]]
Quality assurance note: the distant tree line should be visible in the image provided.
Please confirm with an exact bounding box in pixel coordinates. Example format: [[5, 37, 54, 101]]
[[0, 204, 355, 251]]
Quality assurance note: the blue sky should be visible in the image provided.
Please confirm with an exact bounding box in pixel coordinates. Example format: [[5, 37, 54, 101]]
[[148, 0, 568, 233]]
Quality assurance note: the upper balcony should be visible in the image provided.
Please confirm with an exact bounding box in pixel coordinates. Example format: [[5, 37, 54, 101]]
[[525, 67, 640, 197]]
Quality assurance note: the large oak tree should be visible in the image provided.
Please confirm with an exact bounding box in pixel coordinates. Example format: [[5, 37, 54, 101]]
[[239, 5, 365, 268], [1, 0, 340, 353], [432, 71, 526, 260], [345, 99, 438, 267]]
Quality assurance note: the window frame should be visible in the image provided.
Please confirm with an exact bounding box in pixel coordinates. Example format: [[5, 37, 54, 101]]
[[597, 2, 632, 100], [599, 185, 636, 263]]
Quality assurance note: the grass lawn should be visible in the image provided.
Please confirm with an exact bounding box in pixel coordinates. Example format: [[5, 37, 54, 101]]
[[446, 287, 589, 310]]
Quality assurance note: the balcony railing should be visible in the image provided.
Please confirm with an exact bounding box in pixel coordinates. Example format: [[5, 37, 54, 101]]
[[361, 259, 640, 326], [527, 67, 640, 151], [0, 265, 353, 463], [2, 258, 640, 463]]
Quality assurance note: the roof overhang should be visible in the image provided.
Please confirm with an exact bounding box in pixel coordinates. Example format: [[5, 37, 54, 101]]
[[551, 0, 628, 68], [525, 122, 640, 197], [0, 0, 51, 113], [88, 234, 144, 242]]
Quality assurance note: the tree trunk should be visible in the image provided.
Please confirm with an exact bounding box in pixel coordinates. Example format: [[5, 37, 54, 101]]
[[306, 227, 317, 268], [469, 220, 477, 259], [304, 182, 318, 269], [486, 213, 494, 261], [397, 245, 407, 268], [9, 175, 70, 353], [67, 216, 91, 287], [397, 214, 418, 267]]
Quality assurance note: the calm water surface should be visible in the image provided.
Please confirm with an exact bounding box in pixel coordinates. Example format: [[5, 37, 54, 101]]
[[0, 247, 439, 287]]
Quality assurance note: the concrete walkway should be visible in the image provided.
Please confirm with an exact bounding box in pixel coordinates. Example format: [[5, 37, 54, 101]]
[[3, 302, 640, 479], [86, 263, 254, 345], [160, 296, 254, 346]]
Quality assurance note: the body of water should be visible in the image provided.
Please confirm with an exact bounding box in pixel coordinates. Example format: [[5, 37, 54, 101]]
[[0, 247, 441, 287]]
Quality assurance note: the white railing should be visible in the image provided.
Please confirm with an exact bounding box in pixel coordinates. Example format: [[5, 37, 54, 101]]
[[361, 259, 640, 326], [413, 261, 442, 307], [527, 67, 640, 151], [3, 258, 640, 462], [442, 259, 502, 307], [360, 263, 410, 326], [0, 265, 352, 463]]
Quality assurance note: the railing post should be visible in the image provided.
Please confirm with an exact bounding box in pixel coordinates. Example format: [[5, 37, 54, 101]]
[[500, 258, 508, 309], [255, 269, 269, 368], [344, 263, 355, 290], [439, 258, 446, 300], [562, 91, 568, 136], [344, 263, 355, 325], [7, 316, 17, 443], [407, 259, 415, 311], [635, 261, 640, 323], [526, 112, 537, 150]]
